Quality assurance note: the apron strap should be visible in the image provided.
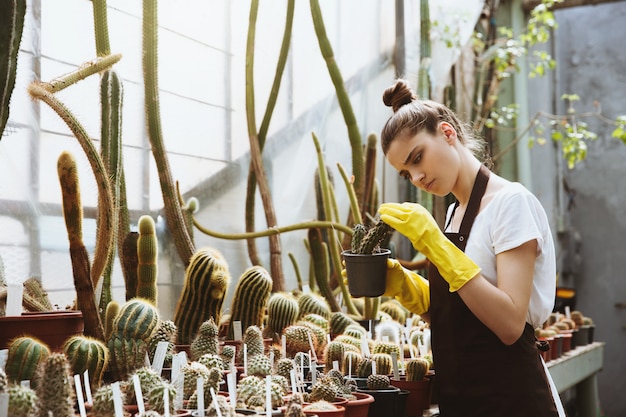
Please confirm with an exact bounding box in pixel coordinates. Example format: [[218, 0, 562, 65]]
[[458, 164, 490, 235]]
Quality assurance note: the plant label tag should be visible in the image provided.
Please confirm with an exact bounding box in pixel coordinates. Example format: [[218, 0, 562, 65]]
[[196, 377, 205, 416], [151, 341, 169, 375], [132, 374, 146, 415], [164, 386, 170, 417], [0, 350, 7, 371], [233, 321, 243, 341], [83, 371, 93, 404], [302, 284, 311, 294], [20, 380, 30, 389], [74, 374, 87, 417], [6, 283, 22, 316], [210, 387, 222, 417], [333, 360, 339, 371], [372, 361, 377, 375], [391, 352, 399, 380], [111, 382, 124, 417], [265, 376, 272, 417], [227, 368, 237, 405], [0, 393, 8, 417]]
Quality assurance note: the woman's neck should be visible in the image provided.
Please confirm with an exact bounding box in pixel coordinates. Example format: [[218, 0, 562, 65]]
[[452, 157, 483, 208]]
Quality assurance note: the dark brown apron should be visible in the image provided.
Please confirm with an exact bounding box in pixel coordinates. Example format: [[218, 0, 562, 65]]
[[429, 165, 559, 417]]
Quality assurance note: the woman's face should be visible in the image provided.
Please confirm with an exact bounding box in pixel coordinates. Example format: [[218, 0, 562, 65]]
[[385, 124, 460, 197]]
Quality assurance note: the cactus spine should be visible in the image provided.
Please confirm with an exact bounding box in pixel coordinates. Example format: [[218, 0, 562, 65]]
[[104, 299, 120, 341], [297, 293, 331, 320], [35, 352, 75, 417], [7, 384, 38, 417], [174, 248, 230, 344], [106, 298, 159, 380], [190, 317, 219, 360], [5, 336, 50, 384], [63, 335, 109, 388], [148, 319, 177, 367], [136, 215, 158, 305], [122, 231, 139, 300], [226, 265, 273, 340]]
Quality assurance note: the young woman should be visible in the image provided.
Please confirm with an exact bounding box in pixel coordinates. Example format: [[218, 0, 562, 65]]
[[377, 79, 565, 417]]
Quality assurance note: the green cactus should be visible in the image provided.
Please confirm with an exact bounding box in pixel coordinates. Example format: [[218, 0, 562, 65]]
[[0, 0, 26, 137], [235, 375, 264, 407], [35, 352, 75, 417], [220, 344, 236, 368], [104, 299, 120, 341], [7, 384, 38, 417], [323, 341, 345, 372], [372, 353, 393, 376], [5, 336, 50, 384], [265, 292, 300, 341], [351, 217, 394, 255], [148, 319, 177, 367], [297, 293, 331, 320], [190, 317, 220, 360], [341, 350, 362, 376], [226, 266, 273, 340], [63, 335, 109, 388], [241, 325, 265, 359], [247, 354, 272, 377], [22, 277, 53, 311], [350, 224, 367, 254], [275, 357, 294, 380], [123, 366, 163, 405], [297, 320, 326, 356], [309, 379, 337, 402], [174, 248, 230, 345], [197, 353, 224, 371], [343, 324, 366, 339], [106, 298, 160, 381], [405, 357, 431, 382], [366, 374, 391, 390], [356, 357, 372, 378], [92, 383, 124, 417], [146, 380, 176, 415], [121, 231, 139, 301], [181, 361, 211, 400], [57, 151, 105, 341], [136, 215, 158, 305], [372, 341, 401, 358], [329, 312, 358, 336], [380, 299, 407, 324], [284, 325, 315, 358]]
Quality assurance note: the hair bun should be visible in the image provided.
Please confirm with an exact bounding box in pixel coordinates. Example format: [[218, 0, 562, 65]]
[[382, 79, 416, 112]]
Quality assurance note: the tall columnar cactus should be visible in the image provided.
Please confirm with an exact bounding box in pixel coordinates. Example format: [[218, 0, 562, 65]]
[[8, 384, 38, 417], [265, 292, 299, 341], [405, 357, 431, 382], [226, 265, 273, 340], [0, 0, 26, 137], [106, 298, 160, 381], [174, 248, 230, 345], [121, 231, 139, 301], [283, 325, 316, 358], [58, 151, 105, 340], [104, 299, 120, 341], [63, 335, 109, 388], [190, 317, 220, 360], [35, 352, 75, 417], [5, 336, 50, 384], [329, 312, 358, 336], [136, 215, 158, 305]]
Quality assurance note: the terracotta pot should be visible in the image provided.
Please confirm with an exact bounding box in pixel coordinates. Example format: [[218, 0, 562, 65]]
[[0, 310, 84, 351], [343, 392, 374, 417], [342, 249, 390, 297], [390, 376, 432, 417]]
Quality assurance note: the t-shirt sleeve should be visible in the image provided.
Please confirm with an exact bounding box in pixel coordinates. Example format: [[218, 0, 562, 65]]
[[491, 187, 545, 255]]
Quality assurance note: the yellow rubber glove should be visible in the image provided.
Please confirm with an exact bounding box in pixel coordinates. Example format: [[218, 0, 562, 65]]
[[384, 259, 430, 315], [379, 202, 481, 292]]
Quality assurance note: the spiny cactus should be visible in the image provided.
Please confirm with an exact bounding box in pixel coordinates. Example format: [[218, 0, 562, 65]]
[[329, 311, 359, 336], [8, 384, 38, 417], [356, 357, 372, 378], [0, 0, 26, 137], [309, 378, 338, 402], [104, 299, 120, 340], [372, 352, 393, 376], [226, 266, 273, 340], [35, 352, 75, 417], [366, 374, 391, 390], [380, 299, 407, 324], [372, 340, 401, 358], [146, 380, 176, 415], [6, 336, 50, 384], [220, 344, 236, 367], [350, 217, 394, 255], [297, 293, 331, 320], [186, 366, 223, 410], [174, 248, 230, 345], [106, 298, 160, 380], [148, 319, 177, 367], [121, 231, 139, 300], [284, 325, 316, 358], [63, 335, 109, 388], [247, 354, 272, 377], [265, 292, 300, 341], [342, 350, 362, 376], [275, 357, 295, 380], [297, 320, 327, 356], [136, 215, 158, 305], [190, 317, 220, 360], [241, 325, 265, 359], [406, 357, 431, 382], [323, 340, 345, 372], [22, 277, 53, 311], [182, 361, 211, 400], [197, 353, 225, 371], [92, 383, 124, 417], [123, 366, 163, 405]]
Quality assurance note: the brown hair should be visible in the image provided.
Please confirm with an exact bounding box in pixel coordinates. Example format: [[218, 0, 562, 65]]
[[381, 79, 485, 159]]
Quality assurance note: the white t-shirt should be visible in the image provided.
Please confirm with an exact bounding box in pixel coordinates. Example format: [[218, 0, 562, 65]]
[[445, 182, 556, 328]]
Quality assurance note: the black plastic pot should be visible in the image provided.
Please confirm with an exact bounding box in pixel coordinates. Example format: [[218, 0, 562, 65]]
[[342, 249, 390, 297]]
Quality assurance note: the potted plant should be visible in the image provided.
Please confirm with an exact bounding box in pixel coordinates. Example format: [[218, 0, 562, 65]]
[[356, 374, 405, 417], [390, 357, 432, 417]]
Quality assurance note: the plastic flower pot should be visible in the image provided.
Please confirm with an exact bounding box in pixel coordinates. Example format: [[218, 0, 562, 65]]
[[342, 249, 390, 297]]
